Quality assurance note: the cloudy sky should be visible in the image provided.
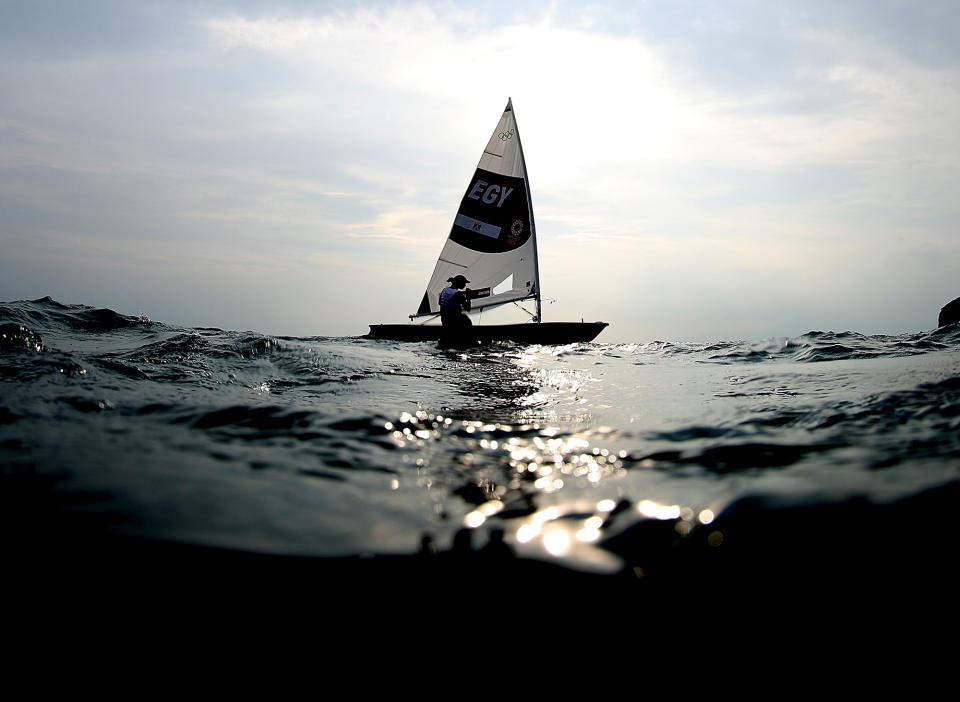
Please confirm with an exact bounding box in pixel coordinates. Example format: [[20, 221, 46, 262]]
[[2, 0, 958, 342]]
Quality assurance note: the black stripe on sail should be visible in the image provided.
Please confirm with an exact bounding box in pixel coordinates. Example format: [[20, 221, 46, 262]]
[[448, 168, 530, 254]]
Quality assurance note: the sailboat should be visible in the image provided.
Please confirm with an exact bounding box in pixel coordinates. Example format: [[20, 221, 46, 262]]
[[368, 99, 608, 344]]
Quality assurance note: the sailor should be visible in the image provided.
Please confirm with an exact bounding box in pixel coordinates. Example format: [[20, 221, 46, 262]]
[[439, 275, 473, 329]]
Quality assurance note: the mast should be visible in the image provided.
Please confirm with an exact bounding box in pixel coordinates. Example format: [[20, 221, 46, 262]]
[[511, 97, 542, 323]]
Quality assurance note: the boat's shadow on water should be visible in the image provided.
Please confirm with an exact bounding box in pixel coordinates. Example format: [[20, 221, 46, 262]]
[[428, 346, 542, 421]]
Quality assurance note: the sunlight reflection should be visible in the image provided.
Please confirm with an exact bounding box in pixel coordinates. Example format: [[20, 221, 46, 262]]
[[463, 499, 504, 528], [516, 522, 540, 543], [575, 514, 604, 544], [584, 516, 604, 530], [576, 526, 601, 543], [638, 499, 682, 520], [384, 409, 634, 531], [543, 528, 570, 556], [500, 489, 723, 575]]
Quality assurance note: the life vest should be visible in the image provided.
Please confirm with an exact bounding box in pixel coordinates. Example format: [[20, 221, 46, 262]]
[[439, 286, 462, 311]]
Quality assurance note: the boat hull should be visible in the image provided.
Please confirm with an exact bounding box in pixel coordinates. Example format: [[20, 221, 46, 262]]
[[367, 321, 608, 344]]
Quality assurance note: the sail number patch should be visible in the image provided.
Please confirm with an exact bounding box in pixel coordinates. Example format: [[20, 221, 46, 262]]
[[467, 179, 514, 208]]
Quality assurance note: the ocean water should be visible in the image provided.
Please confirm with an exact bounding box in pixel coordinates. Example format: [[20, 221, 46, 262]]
[[3, 296, 960, 618]]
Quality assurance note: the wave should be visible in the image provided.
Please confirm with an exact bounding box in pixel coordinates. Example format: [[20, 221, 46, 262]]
[[585, 325, 960, 364], [625, 368, 960, 475], [0, 296, 152, 332], [6, 296, 957, 361], [0, 323, 44, 352]]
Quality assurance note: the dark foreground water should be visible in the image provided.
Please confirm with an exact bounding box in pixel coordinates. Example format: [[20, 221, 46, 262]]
[[3, 297, 960, 625]]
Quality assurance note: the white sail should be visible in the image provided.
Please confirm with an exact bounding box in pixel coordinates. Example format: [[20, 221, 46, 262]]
[[414, 98, 541, 320]]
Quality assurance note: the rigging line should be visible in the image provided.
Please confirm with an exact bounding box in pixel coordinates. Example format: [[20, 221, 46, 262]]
[[512, 300, 537, 320], [470, 293, 536, 313]]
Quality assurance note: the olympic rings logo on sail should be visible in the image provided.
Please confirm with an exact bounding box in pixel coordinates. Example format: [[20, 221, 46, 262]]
[[498, 129, 515, 141]]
